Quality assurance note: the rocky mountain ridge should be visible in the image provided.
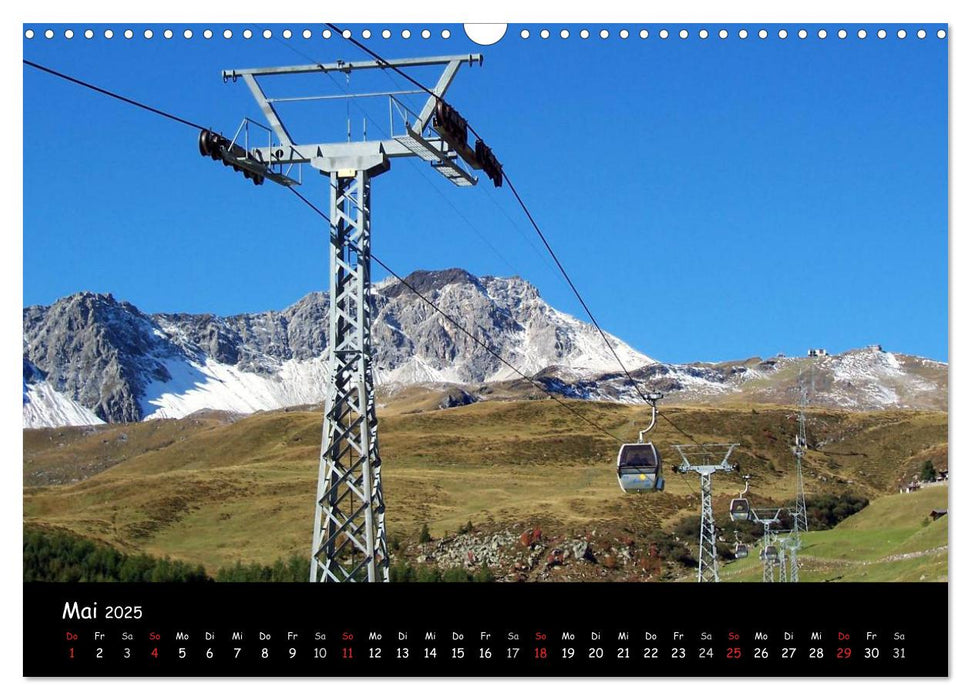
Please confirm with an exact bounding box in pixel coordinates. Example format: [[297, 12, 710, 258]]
[[23, 269, 650, 426], [23, 269, 947, 428]]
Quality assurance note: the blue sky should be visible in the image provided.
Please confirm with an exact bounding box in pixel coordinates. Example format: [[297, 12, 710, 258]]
[[23, 24, 948, 363]]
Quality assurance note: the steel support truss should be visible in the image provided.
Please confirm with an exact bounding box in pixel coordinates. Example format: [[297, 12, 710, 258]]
[[310, 170, 389, 583], [751, 507, 783, 583], [792, 406, 809, 534], [787, 534, 800, 583], [761, 529, 778, 583], [219, 54, 484, 583], [793, 456, 808, 534], [698, 471, 718, 583], [675, 444, 738, 583], [792, 363, 814, 534], [779, 529, 801, 583]]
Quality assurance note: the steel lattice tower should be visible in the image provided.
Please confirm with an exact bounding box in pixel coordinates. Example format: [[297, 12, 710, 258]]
[[792, 408, 809, 534], [786, 532, 800, 582], [675, 444, 738, 583], [751, 507, 783, 583], [791, 361, 814, 534], [310, 171, 389, 582], [698, 471, 718, 582], [214, 54, 486, 582], [761, 528, 775, 582]]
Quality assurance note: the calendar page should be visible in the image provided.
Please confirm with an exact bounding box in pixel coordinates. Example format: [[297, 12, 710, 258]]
[[21, 18, 948, 679]]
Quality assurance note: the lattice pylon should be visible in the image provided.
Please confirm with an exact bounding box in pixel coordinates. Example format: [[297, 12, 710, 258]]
[[793, 369, 811, 534], [310, 171, 389, 583], [675, 444, 736, 584], [793, 437, 809, 534], [761, 529, 774, 583], [698, 472, 719, 583], [786, 530, 801, 583]]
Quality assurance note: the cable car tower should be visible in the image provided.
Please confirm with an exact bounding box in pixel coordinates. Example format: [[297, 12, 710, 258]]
[[204, 54, 497, 582], [792, 362, 815, 535], [674, 443, 738, 583], [779, 529, 801, 583], [792, 393, 809, 534], [778, 362, 816, 582], [749, 507, 783, 582]]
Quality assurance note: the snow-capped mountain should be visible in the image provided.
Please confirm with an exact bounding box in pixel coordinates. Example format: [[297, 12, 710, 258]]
[[22, 269, 652, 426], [534, 347, 947, 412], [22, 269, 947, 428]]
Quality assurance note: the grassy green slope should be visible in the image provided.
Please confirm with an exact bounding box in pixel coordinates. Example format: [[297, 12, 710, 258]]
[[24, 400, 947, 578], [719, 485, 948, 582]]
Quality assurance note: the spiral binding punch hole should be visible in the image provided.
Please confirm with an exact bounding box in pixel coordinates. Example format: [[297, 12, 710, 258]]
[[23, 25, 949, 42]]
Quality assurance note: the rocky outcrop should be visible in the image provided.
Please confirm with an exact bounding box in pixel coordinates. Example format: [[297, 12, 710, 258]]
[[23, 270, 652, 424]]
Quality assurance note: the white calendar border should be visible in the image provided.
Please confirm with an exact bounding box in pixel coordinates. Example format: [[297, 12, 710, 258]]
[[4, 0, 962, 696]]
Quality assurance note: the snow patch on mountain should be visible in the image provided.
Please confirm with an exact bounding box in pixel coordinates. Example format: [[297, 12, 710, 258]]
[[139, 356, 330, 420], [23, 361, 104, 429], [825, 348, 937, 409]]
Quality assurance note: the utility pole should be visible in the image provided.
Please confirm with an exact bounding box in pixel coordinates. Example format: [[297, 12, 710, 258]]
[[206, 54, 495, 582], [675, 444, 738, 583]]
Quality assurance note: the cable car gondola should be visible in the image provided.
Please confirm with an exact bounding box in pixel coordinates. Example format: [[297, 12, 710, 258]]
[[616, 392, 665, 493], [617, 442, 664, 493], [733, 531, 749, 559], [729, 475, 752, 521], [729, 498, 751, 521], [761, 544, 780, 563], [792, 434, 807, 456]]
